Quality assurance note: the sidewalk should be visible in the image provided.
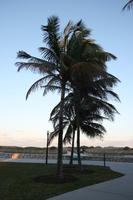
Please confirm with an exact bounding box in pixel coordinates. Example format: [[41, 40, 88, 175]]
[[47, 161, 133, 200]]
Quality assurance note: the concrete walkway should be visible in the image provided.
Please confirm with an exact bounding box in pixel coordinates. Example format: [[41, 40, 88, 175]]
[[48, 161, 133, 200]]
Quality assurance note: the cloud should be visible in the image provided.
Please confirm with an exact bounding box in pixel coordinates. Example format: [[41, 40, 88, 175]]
[[15, 130, 24, 133]]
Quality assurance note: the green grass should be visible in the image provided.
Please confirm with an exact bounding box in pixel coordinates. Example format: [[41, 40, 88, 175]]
[[0, 162, 123, 200]]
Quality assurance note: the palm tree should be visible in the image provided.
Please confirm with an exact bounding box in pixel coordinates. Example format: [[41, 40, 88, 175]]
[[66, 31, 119, 169], [49, 80, 119, 167], [59, 20, 120, 170], [71, 72, 119, 169], [49, 94, 105, 165], [16, 16, 74, 179], [15, 17, 96, 176], [123, 0, 133, 10], [49, 92, 76, 166]]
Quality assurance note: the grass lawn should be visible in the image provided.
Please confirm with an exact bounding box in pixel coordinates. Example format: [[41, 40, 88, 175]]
[[0, 162, 123, 200]]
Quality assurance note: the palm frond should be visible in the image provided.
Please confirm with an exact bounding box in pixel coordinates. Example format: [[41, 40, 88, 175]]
[[105, 90, 120, 102], [49, 127, 59, 145], [85, 95, 119, 120], [17, 51, 50, 64], [17, 51, 31, 59], [41, 16, 61, 57], [63, 125, 73, 145], [123, 0, 133, 10], [50, 102, 60, 120], [94, 75, 120, 90], [26, 76, 47, 100], [95, 51, 117, 62], [43, 85, 62, 96], [49, 121, 68, 145], [81, 123, 106, 138], [16, 61, 57, 75], [59, 20, 74, 49], [64, 20, 73, 36], [39, 47, 59, 63]]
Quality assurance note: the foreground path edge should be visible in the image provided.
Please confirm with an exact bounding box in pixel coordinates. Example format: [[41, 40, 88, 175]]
[[47, 161, 133, 200]]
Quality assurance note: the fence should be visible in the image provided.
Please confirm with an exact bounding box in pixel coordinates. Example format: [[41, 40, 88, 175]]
[[1, 152, 133, 163]]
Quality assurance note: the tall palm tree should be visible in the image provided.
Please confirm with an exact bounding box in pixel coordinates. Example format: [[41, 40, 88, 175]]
[[16, 16, 73, 179], [58, 20, 120, 170], [66, 31, 119, 169], [57, 20, 117, 169], [123, 0, 133, 10]]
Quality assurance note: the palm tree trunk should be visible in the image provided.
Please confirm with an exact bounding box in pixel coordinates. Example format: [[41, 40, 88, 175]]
[[57, 82, 65, 179], [74, 88, 82, 170], [69, 128, 75, 166], [45, 131, 49, 165], [77, 122, 82, 170]]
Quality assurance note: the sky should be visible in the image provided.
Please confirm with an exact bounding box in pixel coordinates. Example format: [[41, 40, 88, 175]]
[[0, 0, 133, 148]]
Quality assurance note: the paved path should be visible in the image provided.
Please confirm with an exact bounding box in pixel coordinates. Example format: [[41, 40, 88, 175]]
[[47, 161, 133, 200]]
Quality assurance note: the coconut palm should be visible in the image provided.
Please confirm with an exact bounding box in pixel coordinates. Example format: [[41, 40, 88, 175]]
[[60, 22, 120, 169], [49, 93, 106, 165], [66, 32, 119, 169], [123, 0, 133, 10], [72, 71, 119, 169], [16, 16, 74, 179], [49, 77, 119, 167]]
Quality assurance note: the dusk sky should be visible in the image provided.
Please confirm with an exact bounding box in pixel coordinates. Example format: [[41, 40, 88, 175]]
[[0, 0, 133, 147]]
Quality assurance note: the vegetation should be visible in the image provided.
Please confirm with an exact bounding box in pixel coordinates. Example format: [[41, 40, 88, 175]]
[[49, 90, 118, 166], [0, 162, 123, 200], [123, 0, 133, 10], [16, 16, 119, 180], [0, 146, 45, 153]]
